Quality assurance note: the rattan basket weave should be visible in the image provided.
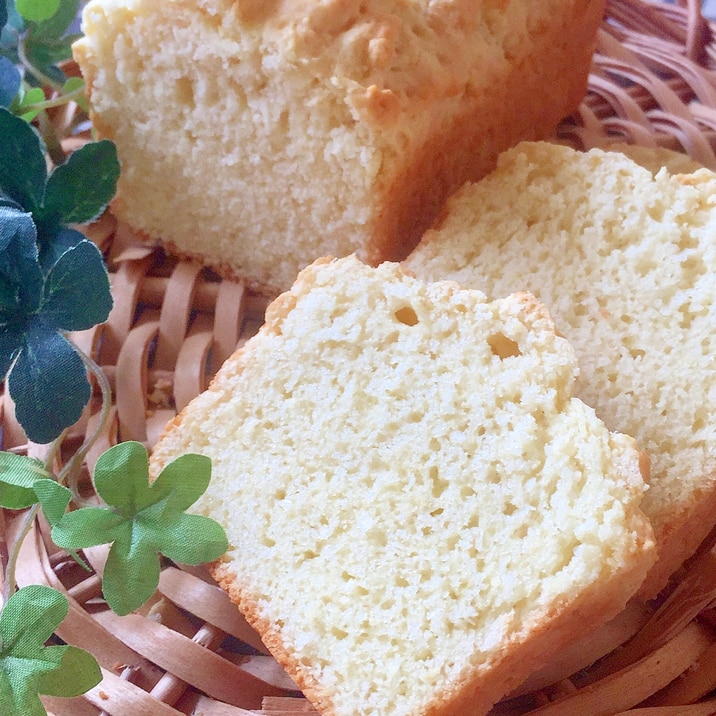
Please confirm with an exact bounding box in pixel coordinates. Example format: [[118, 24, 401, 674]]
[[4, 1, 716, 714]]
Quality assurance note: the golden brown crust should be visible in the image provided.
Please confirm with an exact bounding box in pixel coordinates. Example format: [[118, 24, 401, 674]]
[[74, 0, 605, 294], [367, 0, 604, 264]]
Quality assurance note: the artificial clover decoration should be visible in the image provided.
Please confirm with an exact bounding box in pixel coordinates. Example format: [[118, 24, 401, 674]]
[[0, 585, 102, 716], [36, 442, 229, 616], [1, 0, 87, 123], [0, 451, 49, 509], [0, 107, 118, 444]]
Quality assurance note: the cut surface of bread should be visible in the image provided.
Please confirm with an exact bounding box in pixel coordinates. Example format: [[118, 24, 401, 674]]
[[150, 256, 655, 716], [74, 0, 605, 295], [405, 141, 716, 597]]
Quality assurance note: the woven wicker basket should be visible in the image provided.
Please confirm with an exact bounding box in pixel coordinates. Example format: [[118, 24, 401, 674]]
[[4, 0, 716, 713]]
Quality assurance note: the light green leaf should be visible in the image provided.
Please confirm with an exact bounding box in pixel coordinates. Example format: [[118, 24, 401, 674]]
[[0, 585, 101, 716], [35, 645, 102, 697], [15, 0, 61, 23], [47, 442, 227, 616], [0, 453, 48, 509], [102, 522, 161, 616], [93, 441, 154, 515], [51, 507, 126, 549], [62, 76, 88, 112], [33, 479, 71, 526], [16, 86, 45, 122], [159, 513, 229, 565], [147, 452, 212, 512]]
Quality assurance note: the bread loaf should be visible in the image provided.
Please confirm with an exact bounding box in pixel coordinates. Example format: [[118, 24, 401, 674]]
[[74, 0, 605, 295], [150, 255, 655, 716], [405, 140, 716, 597]]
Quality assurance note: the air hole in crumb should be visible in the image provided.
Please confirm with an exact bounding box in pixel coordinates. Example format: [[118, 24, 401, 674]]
[[174, 76, 194, 106], [331, 627, 349, 640], [488, 332, 521, 359], [394, 306, 419, 326]]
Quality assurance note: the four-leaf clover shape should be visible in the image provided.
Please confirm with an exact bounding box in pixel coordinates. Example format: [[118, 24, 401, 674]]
[[36, 441, 229, 615]]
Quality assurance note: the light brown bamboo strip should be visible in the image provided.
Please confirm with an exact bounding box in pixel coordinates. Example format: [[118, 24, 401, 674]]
[[83, 667, 183, 716], [645, 639, 716, 707], [95, 611, 289, 708], [526, 622, 713, 716], [158, 567, 268, 653]]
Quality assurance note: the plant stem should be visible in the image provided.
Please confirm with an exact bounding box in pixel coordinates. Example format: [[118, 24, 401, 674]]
[[22, 85, 87, 113], [57, 345, 112, 504], [17, 36, 64, 92], [36, 110, 67, 167], [2, 503, 40, 607]]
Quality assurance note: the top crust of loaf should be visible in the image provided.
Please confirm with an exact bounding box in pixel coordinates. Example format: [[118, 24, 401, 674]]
[[151, 256, 654, 716], [405, 141, 716, 597], [73, 0, 604, 294]]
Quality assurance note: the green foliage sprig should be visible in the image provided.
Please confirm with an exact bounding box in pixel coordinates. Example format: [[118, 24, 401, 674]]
[[0, 4, 230, 711], [0, 108, 117, 444], [1, 0, 89, 161]]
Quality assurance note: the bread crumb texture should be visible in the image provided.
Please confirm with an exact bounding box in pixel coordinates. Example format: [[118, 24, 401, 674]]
[[151, 256, 654, 716], [405, 141, 716, 596], [73, 0, 604, 294]]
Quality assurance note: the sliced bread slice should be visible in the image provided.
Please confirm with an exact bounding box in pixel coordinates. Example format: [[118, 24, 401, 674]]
[[150, 255, 654, 716], [405, 141, 716, 597]]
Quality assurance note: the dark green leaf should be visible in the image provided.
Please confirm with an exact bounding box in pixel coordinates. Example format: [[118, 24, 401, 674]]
[[0, 203, 42, 316], [0, 586, 101, 714], [36, 225, 82, 273], [8, 324, 90, 444], [0, 2, 7, 29], [0, 56, 20, 107], [33, 478, 71, 525], [15, 0, 60, 23], [0, 3, 23, 56], [20, 42, 70, 85], [42, 140, 120, 225], [0, 325, 22, 379], [41, 239, 112, 330], [0, 108, 46, 212], [0, 452, 48, 509]]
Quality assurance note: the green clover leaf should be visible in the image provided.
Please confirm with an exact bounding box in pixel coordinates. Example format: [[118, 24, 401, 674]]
[[0, 108, 46, 214], [15, 0, 61, 24], [50, 442, 228, 616], [0, 452, 49, 509], [0, 109, 118, 444], [0, 231, 113, 443], [40, 139, 120, 228], [9, 0, 81, 89], [0, 584, 101, 716]]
